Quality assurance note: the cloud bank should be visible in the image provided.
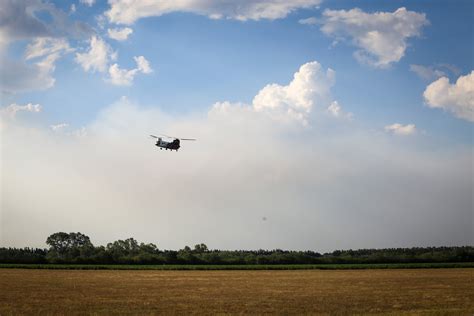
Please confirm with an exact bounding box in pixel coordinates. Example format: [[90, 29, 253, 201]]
[[2, 62, 472, 251]]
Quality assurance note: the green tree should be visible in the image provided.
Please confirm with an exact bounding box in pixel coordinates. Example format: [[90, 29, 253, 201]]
[[106, 238, 141, 262], [46, 232, 93, 262], [194, 243, 208, 253]]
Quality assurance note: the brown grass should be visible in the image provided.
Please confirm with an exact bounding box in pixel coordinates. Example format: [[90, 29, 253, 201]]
[[0, 268, 473, 315]]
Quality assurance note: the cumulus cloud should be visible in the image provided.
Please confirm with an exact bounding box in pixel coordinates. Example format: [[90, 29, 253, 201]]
[[108, 27, 133, 41], [105, 0, 322, 24], [384, 123, 416, 136], [134, 56, 152, 74], [210, 61, 340, 126], [211, 61, 345, 127], [251, 61, 340, 125], [423, 71, 474, 122], [326, 101, 352, 119], [320, 7, 428, 68], [107, 56, 153, 86], [108, 64, 135, 86], [75, 36, 116, 73], [1, 97, 472, 251]]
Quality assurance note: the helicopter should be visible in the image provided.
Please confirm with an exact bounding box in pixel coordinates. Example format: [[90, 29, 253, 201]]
[[150, 134, 196, 151]]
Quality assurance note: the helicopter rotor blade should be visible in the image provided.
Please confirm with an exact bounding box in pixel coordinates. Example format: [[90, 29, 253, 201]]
[[150, 135, 159, 139], [159, 134, 196, 141], [159, 134, 175, 139]]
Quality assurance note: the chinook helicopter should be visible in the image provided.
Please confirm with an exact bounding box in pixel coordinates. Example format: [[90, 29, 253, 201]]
[[150, 134, 196, 151]]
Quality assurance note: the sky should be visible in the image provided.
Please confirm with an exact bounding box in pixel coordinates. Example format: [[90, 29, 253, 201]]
[[0, 0, 473, 251]]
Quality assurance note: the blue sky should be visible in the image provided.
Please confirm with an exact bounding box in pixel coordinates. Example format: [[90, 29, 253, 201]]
[[1, 0, 472, 249], [3, 0, 472, 138]]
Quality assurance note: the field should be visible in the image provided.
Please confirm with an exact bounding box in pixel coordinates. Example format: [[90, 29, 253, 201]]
[[1, 268, 473, 315]]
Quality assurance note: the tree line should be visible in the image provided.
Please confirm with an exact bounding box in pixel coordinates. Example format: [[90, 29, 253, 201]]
[[0, 232, 472, 265]]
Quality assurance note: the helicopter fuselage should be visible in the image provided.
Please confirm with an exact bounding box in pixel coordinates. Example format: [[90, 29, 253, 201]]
[[155, 138, 180, 151]]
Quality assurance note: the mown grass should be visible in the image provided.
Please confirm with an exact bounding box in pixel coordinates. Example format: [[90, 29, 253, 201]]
[[1, 268, 473, 314], [0, 262, 473, 270]]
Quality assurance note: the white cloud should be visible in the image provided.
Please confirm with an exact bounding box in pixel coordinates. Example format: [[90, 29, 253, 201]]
[[210, 61, 346, 127], [251, 61, 339, 125], [70, 4, 76, 14], [105, 0, 322, 24], [80, 0, 95, 7], [210, 61, 350, 128], [107, 56, 153, 86], [107, 27, 133, 41], [320, 7, 428, 68], [299, 17, 318, 25], [327, 101, 341, 116], [108, 64, 137, 86], [1, 103, 41, 118], [75, 36, 116, 73], [50, 123, 69, 132], [423, 71, 474, 122], [326, 101, 352, 119], [35, 51, 61, 75], [134, 56, 152, 74], [25, 38, 73, 60], [384, 123, 417, 136]]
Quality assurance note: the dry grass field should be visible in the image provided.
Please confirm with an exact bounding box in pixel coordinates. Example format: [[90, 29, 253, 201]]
[[0, 268, 473, 315]]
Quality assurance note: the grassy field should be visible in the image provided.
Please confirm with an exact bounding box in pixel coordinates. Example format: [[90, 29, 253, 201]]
[[0, 268, 473, 315], [1, 262, 473, 270]]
